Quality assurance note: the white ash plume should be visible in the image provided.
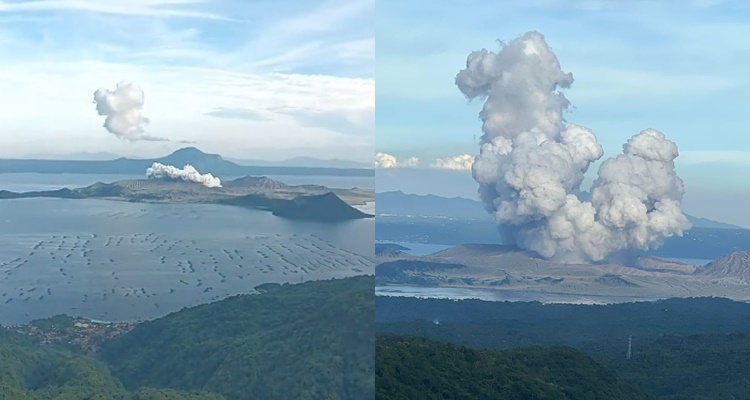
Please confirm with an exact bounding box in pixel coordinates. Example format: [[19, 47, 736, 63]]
[[456, 31, 690, 263], [146, 162, 222, 188], [93, 81, 166, 141]]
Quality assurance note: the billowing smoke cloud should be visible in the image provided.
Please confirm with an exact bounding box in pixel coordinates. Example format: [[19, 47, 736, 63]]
[[375, 152, 420, 168], [432, 154, 475, 171], [146, 162, 222, 188], [456, 31, 690, 264], [93, 81, 166, 141]]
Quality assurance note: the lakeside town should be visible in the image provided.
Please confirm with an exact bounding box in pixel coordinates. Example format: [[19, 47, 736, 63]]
[[12, 315, 137, 352]]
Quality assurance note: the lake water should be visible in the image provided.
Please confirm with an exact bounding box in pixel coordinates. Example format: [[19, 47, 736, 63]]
[[0, 174, 374, 325], [376, 241, 452, 256], [375, 285, 660, 305]]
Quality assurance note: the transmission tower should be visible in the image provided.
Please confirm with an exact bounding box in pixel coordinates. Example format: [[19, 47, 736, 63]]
[[626, 336, 632, 360]]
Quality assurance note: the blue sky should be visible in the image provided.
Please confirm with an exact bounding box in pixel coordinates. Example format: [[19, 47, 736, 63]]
[[0, 0, 373, 161], [376, 0, 750, 226]]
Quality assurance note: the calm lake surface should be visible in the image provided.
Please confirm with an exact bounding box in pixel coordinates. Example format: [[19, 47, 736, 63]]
[[376, 241, 452, 256], [375, 285, 661, 305], [0, 174, 374, 325]]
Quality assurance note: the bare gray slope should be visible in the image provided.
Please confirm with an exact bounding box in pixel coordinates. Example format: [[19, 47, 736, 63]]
[[695, 251, 750, 278], [376, 243, 750, 302]]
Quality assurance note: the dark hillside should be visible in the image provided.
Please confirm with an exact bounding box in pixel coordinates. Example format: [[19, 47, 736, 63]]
[[375, 335, 652, 400]]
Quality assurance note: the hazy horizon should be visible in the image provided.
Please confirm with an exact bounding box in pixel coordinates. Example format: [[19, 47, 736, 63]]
[[9, 147, 372, 167]]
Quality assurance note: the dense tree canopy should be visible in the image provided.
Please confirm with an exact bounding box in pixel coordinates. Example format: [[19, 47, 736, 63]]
[[375, 335, 652, 400], [0, 327, 223, 399], [100, 275, 375, 400], [376, 296, 750, 400], [0, 275, 374, 400]]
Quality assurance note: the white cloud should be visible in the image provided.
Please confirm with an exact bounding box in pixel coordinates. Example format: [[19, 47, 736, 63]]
[[431, 154, 474, 171], [0, 0, 228, 19], [374, 153, 397, 168], [375, 152, 419, 168], [400, 156, 420, 168], [0, 0, 374, 162]]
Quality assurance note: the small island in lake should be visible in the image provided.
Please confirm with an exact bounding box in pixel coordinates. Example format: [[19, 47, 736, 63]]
[[0, 175, 374, 222]]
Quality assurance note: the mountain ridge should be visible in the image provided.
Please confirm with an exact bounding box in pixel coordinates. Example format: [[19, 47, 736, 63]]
[[375, 190, 745, 230], [21, 148, 369, 169], [695, 251, 750, 278], [0, 147, 373, 177]]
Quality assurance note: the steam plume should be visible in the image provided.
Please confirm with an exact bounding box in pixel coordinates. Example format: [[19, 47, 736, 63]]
[[93, 81, 166, 141], [456, 31, 690, 263], [146, 162, 222, 188]]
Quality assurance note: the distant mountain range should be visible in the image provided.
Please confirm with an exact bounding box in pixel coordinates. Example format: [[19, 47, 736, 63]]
[[375, 190, 745, 230], [3, 147, 373, 177], [227, 156, 370, 169], [23, 151, 370, 169]]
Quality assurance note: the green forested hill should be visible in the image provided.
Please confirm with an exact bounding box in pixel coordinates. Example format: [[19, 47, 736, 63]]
[[376, 296, 750, 400], [375, 335, 652, 400], [589, 332, 750, 400], [99, 275, 375, 400], [0, 275, 374, 399], [0, 328, 223, 399]]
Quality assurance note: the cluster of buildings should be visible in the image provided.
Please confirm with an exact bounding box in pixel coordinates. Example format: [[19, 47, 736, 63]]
[[15, 316, 136, 352]]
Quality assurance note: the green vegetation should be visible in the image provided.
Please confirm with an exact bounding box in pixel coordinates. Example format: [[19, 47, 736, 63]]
[[0, 275, 374, 400], [100, 275, 375, 400], [592, 332, 750, 400], [376, 296, 750, 347], [375, 335, 651, 400], [376, 296, 750, 400], [0, 328, 222, 399]]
